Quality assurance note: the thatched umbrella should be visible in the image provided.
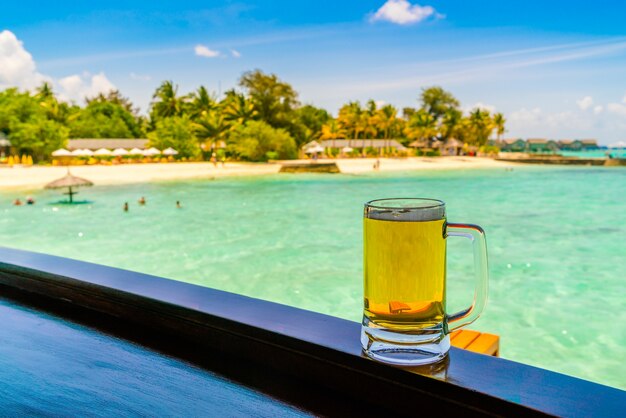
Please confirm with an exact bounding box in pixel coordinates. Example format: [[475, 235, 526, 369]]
[[45, 171, 93, 203]]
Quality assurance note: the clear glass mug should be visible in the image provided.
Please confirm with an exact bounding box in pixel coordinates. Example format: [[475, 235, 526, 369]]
[[361, 198, 489, 365]]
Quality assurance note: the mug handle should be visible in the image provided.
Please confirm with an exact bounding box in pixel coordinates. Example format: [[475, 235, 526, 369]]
[[445, 223, 489, 332]]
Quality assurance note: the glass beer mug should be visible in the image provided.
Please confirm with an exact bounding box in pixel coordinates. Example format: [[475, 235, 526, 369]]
[[361, 198, 489, 365]]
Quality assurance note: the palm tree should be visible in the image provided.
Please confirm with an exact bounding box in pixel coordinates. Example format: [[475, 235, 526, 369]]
[[320, 119, 345, 154], [492, 112, 506, 141], [338, 101, 364, 149], [35, 82, 54, 101], [405, 109, 437, 143], [377, 104, 398, 155], [467, 109, 494, 146], [189, 86, 217, 119], [440, 108, 462, 141], [222, 90, 258, 128], [151, 81, 184, 120], [195, 110, 228, 152]]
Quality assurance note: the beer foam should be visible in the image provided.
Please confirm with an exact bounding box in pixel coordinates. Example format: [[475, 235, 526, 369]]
[[365, 199, 445, 222]]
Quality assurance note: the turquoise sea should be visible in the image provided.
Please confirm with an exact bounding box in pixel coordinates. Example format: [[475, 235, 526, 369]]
[[1, 166, 625, 390]]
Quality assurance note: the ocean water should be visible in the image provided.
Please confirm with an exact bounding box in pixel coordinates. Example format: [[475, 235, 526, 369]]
[[1, 166, 625, 390]]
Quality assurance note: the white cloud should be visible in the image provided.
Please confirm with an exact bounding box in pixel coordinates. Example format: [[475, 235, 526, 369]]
[[231, 49, 241, 58], [370, 1, 439, 25], [0, 30, 116, 103], [576, 96, 593, 110], [195, 44, 220, 58], [0, 30, 49, 89], [130, 72, 151, 81], [610, 140, 626, 147], [593, 105, 603, 115], [607, 102, 626, 116], [57, 72, 116, 103]]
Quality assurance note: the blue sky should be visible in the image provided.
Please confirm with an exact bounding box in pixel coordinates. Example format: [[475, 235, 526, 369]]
[[2, 1, 626, 144]]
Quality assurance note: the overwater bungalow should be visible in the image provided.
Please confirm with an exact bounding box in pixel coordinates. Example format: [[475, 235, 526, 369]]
[[579, 139, 599, 150], [526, 138, 558, 153], [494, 138, 526, 152]]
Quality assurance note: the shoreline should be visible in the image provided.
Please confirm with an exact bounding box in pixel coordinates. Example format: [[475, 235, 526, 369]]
[[0, 157, 514, 190]]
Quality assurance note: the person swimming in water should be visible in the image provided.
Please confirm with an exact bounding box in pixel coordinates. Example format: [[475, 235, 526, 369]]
[[26, 196, 35, 205], [123, 202, 129, 212], [138, 196, 146, 205], [13, 198, 23, 206], [176, 201, 182, 209]]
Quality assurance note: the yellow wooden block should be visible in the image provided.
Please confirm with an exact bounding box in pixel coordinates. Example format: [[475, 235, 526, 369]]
[[466, 333, 500, 357], [450, 330, 480, 349]]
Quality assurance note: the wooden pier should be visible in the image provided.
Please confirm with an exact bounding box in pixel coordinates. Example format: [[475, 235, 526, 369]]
[[279, 162, 340, 173]]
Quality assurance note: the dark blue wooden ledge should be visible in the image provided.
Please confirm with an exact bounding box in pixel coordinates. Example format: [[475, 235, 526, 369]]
[[0, 247, 623, 417]]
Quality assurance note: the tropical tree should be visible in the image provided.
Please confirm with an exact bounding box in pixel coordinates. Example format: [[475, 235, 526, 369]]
[[195, 110, 229, 152], [420, 86, 461, 122], [69, 94, 144, 138], [150, 81, 185, 122], [238, 70, 299, 129], [377, 104, 398, 152], [189, 86, 218, 119], [227, 120, 296, 161], [222, 90, 258, 128], [147, 115, 200, 158], [9, 118, 68, 161], [492, 112, 506, 141], [465, 108, 494, 146], [338, 101, 364, 147], [405, 109, 437, 142], [319, 119, 345, 152], [293, 104, 330, 145]]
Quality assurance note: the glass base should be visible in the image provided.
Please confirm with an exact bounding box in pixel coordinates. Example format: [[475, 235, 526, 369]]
[[361, 317, 450, 366]]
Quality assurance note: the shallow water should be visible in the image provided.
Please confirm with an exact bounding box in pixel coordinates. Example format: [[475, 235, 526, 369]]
[[1, 166, 625, 389]]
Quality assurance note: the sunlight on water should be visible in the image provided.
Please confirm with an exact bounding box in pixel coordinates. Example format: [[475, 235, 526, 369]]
[[1, 166, 625, 389]]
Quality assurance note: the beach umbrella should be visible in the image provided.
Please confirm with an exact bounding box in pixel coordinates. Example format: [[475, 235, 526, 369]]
[[128, 147, 144, 155], [94, 148, 112, 156], [112, 148, 129, 156], [342, 146, 353, 153], [162, 147, 179, 156], [44, 171, 93, 204], [71, 149, 93, 157], [52, 148, 72, 157], [304, 145, 325, 154], [142, 147, 161, 156]]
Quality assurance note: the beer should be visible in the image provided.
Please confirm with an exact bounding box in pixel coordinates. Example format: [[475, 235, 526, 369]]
[[361, 198, 488, 366], [364, 217, 446, 330]]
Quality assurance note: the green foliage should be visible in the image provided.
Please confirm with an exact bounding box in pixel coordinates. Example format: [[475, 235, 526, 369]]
[[420, 86, 461, 121], [9, 119, 68, 161], [239, 69, 299, 129], [68, 99, 143, 138], [227, 120, 296, 161], [0, 87, 69, 161], [147, 116, 200, 158]]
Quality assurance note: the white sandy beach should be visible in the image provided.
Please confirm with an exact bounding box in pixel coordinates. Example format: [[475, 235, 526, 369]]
[[0, 157, 513, 189]]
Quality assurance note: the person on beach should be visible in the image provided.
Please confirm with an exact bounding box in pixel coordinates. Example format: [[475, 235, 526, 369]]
[[13, 198, 23, 206], [221, 157, 226, 167], [123, 202, 129, 212], [138, 196, 146, 205], [211, 152, 218, 167], [26, 196, 35, 205], [176, 201, 182, 209]]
